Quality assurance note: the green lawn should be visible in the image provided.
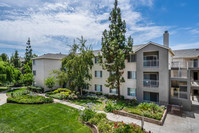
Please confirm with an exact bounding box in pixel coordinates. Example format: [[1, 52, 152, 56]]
[[0, 103, 91, 133], [0, 87, 9, 92], [6, 87, 28, 96]]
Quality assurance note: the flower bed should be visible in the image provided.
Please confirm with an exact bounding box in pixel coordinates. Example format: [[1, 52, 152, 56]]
[[79, 103, 147, 133], [7, 95, 53, 104]]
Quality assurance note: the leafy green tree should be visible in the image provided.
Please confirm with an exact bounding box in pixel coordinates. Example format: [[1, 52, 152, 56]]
[[24, 38, 32, 65], [52, 70, 68, 88], [23, 73, 34, 86], [62, 36, 94, 94], [44, 76, 56, 90], [0, 53, 8, 62], [100, 0, 133, 98]]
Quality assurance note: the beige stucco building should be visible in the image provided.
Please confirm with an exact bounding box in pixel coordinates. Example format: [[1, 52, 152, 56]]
[[32, 31, 199, 110]]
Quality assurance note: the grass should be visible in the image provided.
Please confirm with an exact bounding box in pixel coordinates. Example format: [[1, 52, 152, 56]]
[[69, 99, 105, 111], [6, 87, 28, 96], [0, 87, 9, 92], [0, 103, 92, 133]]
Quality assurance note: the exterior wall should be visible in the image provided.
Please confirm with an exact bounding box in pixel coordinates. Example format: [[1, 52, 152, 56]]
[[136, 43, 170, 104], [88, 57, 137, 99], [33, 59, 62, 91]]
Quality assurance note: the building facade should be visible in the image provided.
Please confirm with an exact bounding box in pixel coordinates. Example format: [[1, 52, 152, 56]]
[[32, 31, 199, 110]]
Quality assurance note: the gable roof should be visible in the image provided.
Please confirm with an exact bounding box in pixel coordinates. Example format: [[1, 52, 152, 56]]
[[33, 53, 67, 60], [134, 41, 175, 55], [173, 48, 199, 58]]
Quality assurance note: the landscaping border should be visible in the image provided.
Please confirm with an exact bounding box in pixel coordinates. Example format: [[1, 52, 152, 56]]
[[79, 117, 99, 133], [113, 109, 167, 126]]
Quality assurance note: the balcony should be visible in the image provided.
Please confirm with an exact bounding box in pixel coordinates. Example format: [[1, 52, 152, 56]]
[[143, 60, 159, 67], [143, 80, 159, 87], [171, 60, 198, 69]]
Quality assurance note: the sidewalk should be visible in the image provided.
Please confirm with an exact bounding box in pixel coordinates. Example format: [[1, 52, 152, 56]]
[[0, 91, 8, 106]]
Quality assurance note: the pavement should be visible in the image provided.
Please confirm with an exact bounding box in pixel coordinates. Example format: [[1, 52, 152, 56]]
[[0, 91, 7, 106]]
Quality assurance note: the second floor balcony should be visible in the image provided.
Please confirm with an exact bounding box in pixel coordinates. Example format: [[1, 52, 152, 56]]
[[143, 60, 159, 67], [143, 80, 159, 87]]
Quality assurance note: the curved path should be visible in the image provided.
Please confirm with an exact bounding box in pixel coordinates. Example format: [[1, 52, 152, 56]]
[[0, 91, 7, 105]]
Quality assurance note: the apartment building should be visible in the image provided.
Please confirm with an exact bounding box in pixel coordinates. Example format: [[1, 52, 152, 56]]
[[170, 48, 199, 110], [32, 31, 198, 110], [32, 53, 67, 89]]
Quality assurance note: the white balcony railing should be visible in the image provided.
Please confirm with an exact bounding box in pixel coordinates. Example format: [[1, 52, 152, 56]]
[[143, 60, 159, 67], [143, 80, 159, 87], [171, 61, 198, 69]]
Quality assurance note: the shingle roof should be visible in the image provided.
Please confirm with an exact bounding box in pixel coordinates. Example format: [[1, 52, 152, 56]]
[[33, 53, 67, 60], [173, 48, 199, 58]]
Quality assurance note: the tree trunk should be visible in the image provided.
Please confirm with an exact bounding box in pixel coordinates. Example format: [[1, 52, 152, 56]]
[[117, 69, 121, 98]]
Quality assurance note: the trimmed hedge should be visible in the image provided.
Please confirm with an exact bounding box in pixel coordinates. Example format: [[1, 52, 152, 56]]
[[7, 95, 53, 104]]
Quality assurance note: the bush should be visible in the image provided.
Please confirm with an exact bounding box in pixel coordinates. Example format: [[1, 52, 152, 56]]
[[80, 108, 96, 122], [7, 95, 53, 104], [89, 113, 106, 125], [97, 118, 113, 133], [53, 88, 72, 93], [105, 100, 117, 112], [113, 122, 144, 133], [28, 86, 44, 93]]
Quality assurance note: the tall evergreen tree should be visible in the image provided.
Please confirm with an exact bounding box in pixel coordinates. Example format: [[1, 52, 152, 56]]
[[100, 0, 133, 98], [0, 53, 8, 62], [25, 38, 32, 65], [11, 50, 21, 68]]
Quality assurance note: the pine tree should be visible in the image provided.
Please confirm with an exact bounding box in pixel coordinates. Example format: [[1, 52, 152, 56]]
[[11, 50, 21, 68], [100, 0, 133, 98], [25, 38, 32, 65]]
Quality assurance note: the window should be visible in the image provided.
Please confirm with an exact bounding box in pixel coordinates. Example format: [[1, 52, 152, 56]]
[[110, 88, 118, 94], [128, 71, 136, 79], [83, 84, 89, 90], [128, 54, 136, 62], [143, 73, 159, 87], [109, 71, 116, 76], [33, 70, 36, 76], [33, 60, 35, 65], [95, 71, 102, 78], [95, 57, 100, 64], [127, 88, 136, 97], [143, 92, 159, 103], [95, 84, 102, 92]]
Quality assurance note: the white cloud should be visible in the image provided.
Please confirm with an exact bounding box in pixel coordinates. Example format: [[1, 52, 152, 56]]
[[171, 42, 199, 50], [0, 0, 168, 55]]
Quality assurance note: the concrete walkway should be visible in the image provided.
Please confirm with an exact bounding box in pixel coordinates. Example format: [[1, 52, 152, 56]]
[[0, 91, 8, 106]]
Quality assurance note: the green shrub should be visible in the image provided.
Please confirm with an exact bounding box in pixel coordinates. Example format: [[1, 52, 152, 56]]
[[53, 88, 72, 93], [7, 95, 53, 104], [105, 100, 117, 112], [80, 108, 96, 122], [98, 118, 113, 133], [48, 93, 66, 100], [89, 113, 106, 125], [28, 86, 44, 93]]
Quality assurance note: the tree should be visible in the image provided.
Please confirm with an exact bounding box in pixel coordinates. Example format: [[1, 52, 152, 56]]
[[10, 50, 21, 68], [44, 76, 56, 90], [62, 36, 94, 95], [24, 38, 32, 65], [100, 0, 133, 98], [23, 73, 34, 86], [52, 70, 68, 88], [0, 53, 8, 62]]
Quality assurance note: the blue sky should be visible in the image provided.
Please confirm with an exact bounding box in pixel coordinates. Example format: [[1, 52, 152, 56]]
[[0, 0, 199, 57]]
